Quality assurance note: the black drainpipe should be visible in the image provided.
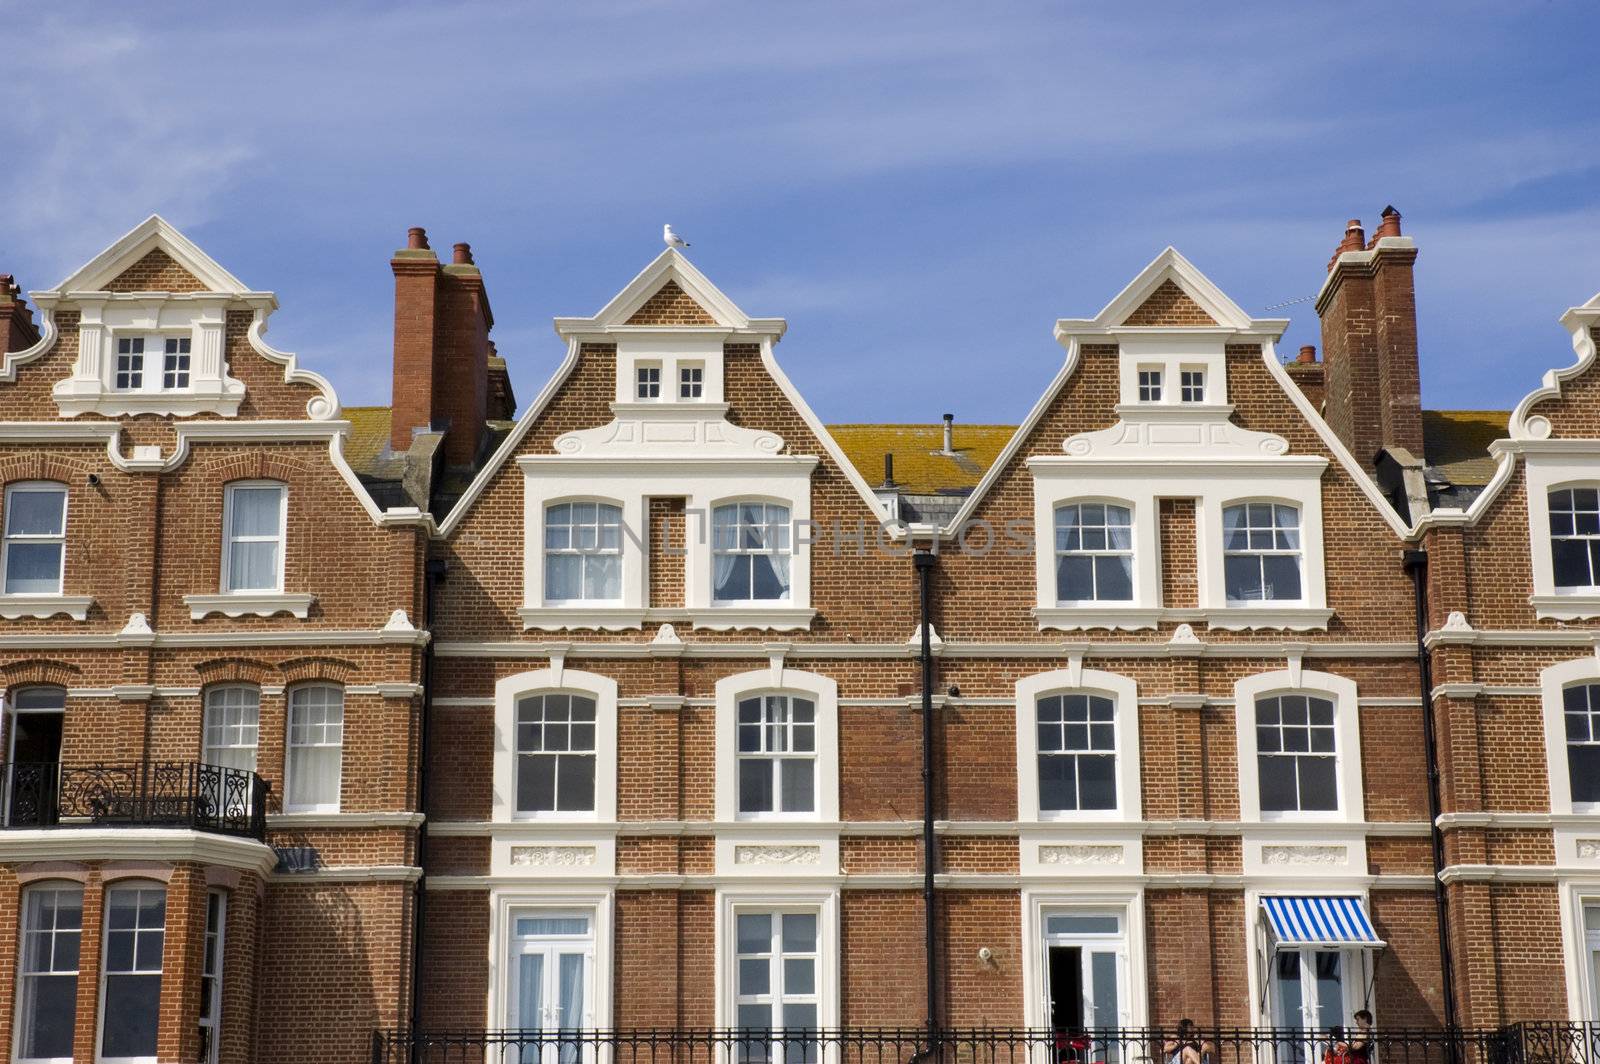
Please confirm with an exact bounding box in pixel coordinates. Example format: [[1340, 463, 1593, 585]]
[[1402, 548, 1459, 1029], [913, 549, 940, 1042], [409, 554, 447, 1036]]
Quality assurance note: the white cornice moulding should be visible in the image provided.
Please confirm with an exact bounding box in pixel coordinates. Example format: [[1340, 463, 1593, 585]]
[[0, 827, 276, 875], [1529, 594, 1600, 621], [1426, 626, 1600, 649], [1033, 607, 1162, 632], [1203, 607, 1333, 632], [519, 607, 647, 632], [431, 637, 1415, 660], [688, 607, 816, 632], [269, 864, 422, 883], [0, 594, 94, 621], [266, 811, 425, 829], [184, 593, 315, 620]]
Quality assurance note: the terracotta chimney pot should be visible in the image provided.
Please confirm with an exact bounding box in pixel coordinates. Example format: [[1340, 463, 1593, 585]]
[[407, 227, 429, 250], [1297, 345, 1317, 364], [1373, 205, 1403, 241], [453, 243, 474, 265]]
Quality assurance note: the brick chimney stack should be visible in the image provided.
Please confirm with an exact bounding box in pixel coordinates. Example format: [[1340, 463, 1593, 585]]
[[0, 275, 40, 354], [389, 227, 498, 466], [1314, 205, 1424, 472]]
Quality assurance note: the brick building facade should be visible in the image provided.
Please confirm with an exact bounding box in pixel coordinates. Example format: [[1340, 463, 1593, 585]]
[[0, 209, 1595, 1060]]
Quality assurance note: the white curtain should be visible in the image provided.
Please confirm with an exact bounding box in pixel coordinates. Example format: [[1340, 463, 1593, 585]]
[[287, 686, 343, 811]]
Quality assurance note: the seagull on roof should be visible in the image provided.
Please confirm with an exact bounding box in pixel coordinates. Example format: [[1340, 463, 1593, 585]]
[[663, 224, 689, 249]]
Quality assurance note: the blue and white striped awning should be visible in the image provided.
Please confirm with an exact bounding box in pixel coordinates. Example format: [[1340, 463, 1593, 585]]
[[1261, 896, 1386, 950]]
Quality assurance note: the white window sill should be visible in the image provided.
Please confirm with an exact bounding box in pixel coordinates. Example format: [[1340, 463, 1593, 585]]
[[1034, 606, 1161, 631], [518, 606, 645, 632], [1531, 593, 1600, 620], [690, 607, 815, 632], [53, 387, 245, 419], [1204, 606, 1331, 631], [185, 592, 315, 620], [0, 594, 94, 620]]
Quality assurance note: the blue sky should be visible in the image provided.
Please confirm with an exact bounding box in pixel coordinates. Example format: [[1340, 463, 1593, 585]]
[[5, 1, 1599, 424]]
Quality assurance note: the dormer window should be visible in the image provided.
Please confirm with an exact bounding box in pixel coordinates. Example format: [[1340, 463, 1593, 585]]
[[1137, 368, 1162, 402], [679, 364, 704, 399], [114, 334, 192, 393], [635, 363, 662, 400], [1180, 369, 1206, 403]]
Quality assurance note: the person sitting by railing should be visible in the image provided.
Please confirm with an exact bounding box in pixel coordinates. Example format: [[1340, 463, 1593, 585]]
[[1162, 1020, 1213, 1064], [1328, 1011, 1373, 1064]]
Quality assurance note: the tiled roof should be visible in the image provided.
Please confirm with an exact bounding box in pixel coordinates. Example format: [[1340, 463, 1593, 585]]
[[826, 424, 1015, 495], [343, 405, 394, 478], [1422, 409, 1508, 487]]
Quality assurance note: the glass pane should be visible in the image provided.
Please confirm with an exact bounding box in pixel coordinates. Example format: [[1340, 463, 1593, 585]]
[[229, 486, 282, 536], [546, 554, 580, 600], [557, 952, 585, 1029], [718, 556, 752, 600], [1057, 555, 1094, 601], [1298, 756, 1339, 811], [1555, 538, 1593, 587], [782, 1003, 818, 1031], [781, 913, 817, 953], [1570, 746, 1600, 804], [555, 754, 596, 813], [1584, 904, 1600, 933], [102, 973, 162, 1058], [5, 488, 65, 535], [516, 952, 545, 1030], [13, 687, 65, 711], [783, 957, 816, 995], [751, 554, 789, 600], [21, 973, 77, 1059], [1314, 952, 1343, 1031], [1096, 554, 1133, 600], [1090, 950, 1119, 1027], [1274, 950, 1304, 1028], [1039, 755, 1076, 812], [518, 754, 557, 812], [1044, 914, 1120, 935], [1261, 555, 1302, 601], [228, 540, 279, 591], [4, 542, 62, 593], [779, 758, 814, 812], [737, 1002, 771, 1032], [739, 957, 770, 996], [739, 759, 773, 813], [515, 917, 589, 937], [737, 914, 772, 955], [1077, 754, 1117, 810], [1259, 756, 1298, 812], [1225, 555, 1261, 600], [585, 553, 621, 600], [288, 744, 340, 809]]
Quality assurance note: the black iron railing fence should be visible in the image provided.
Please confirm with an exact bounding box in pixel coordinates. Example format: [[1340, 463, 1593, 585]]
[[0, 761, 267, 840], [369, 1024, 1600, 1064]]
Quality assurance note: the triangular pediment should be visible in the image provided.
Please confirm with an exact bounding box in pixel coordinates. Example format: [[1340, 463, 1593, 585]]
[[1062, 247, 1259, 333], [1120, 278, 1218, 327], [556, 248, 785, 338], [47, 214, 252, 295]]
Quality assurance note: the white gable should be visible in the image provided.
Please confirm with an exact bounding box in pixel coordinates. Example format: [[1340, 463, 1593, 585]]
[[553, 248, 785, 339], [1056, 246, 1284, 337], [43, 214, 258, 296]]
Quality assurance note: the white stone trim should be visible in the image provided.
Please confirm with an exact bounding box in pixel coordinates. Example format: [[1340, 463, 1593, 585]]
[[1014, 668, 1142, 824], [0, 828, 275, 875], [1557, 879, 1600, 1021], [431, 637, 1416, 660], [487, 888, 614, 1030], [1233, 668, 1365, 824], [1020, 887, 1148, 1028], [713, 667, 839, 825], [1517, 447, 1600, 616], [1540, 656, 1599, 817], [265, 811, 424, 829], [183, 593, 314, 620], [0, 595, 94, 621], [492, 667, 618, 824], [713, 885, 839, 1029]]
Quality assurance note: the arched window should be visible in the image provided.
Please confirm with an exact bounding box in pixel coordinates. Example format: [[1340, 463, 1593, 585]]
[[285, 684, 343, 813], [100, 880, 166, 1061], [202, 685, 260, 772], [1224, 502, 1303, 603], [712, 502, 791, 602], [1564, 683, 1600, 807], [1036, 692, 1117, 811], [3, 481, 67, 595], [1054, 503, 1133, 603], [515, 692, 598, 815], [1254, 693, 1338, 812], [1549, 488, 1600, 590], [736, 692, 816, 815], [17, 881, 82, 1061], [544, 502, 622, 602]]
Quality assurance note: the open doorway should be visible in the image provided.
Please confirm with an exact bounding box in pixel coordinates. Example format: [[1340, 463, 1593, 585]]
[[4, 687, 65, 826]]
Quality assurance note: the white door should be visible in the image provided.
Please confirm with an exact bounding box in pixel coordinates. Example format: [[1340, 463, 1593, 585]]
[[1043, 911, 1128, 1063], [1585, 903, 1600, 1021], [1270, 950, 1357, 1064], [507, 912, 594, 1064]]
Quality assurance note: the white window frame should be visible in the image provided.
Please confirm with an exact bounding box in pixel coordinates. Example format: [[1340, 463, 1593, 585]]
[[1179, 367, 1206, 403], [1052, 500, 1136, 605], [14, 881, 82, 1064], [1546, 485, 1600, 592], [1540, 657, 1600, 815], [1558, 887, 1600, 1022], [1136, 367, 1163, 403], [613, 339, 726, 405], [541, 499, 625, 606], [109, 332, 194, 394], [96, 880, 166, 1064], [732, 692, 819, 819], [510, 691, 601, 820], [1252, 692, 1340, 816], [715, 669, 838, 825], [220, 481, 287, 594], [1222, 500, 1306, 606], [2, 482, 68, 598], [715, 889, 838, 1031], [198, 890, 225, 1064], [487, 891, 613, 1032], [493, 668, 617, 824], [679, 363, 705, 400], [1234, 670, 1363, 824], [634, 362, 662, 401], [1520, 449, 1600, 618], [1015, 668, 1141, 823], [711, 499, 794, 605], [202, 685, 260, 773], [284, 684, 343, 814], [1019, 889, 1147, 1029]]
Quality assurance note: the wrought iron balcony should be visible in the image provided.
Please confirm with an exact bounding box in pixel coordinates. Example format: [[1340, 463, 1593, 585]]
[[369, 1023, 1600, 1064], [0, 761, 267, 841]]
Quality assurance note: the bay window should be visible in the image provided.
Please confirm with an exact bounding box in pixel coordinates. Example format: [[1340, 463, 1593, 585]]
[[17, 883, 81, 1063], [713, 503, 791, 602], [3, 482, 67, 596], [100, 883, 165, 1062], [286, 685, 343, 812]]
